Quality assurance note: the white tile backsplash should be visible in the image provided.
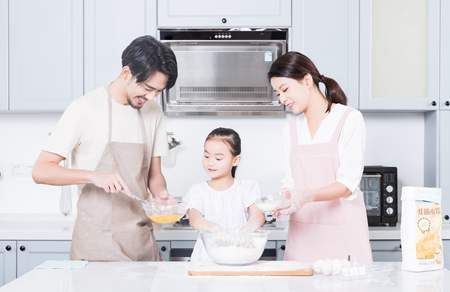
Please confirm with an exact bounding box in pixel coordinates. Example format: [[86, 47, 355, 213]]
[[0, 111, 425, 215]]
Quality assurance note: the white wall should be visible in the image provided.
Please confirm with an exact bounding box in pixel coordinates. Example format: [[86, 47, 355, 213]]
[[0, 112, 424, 215]]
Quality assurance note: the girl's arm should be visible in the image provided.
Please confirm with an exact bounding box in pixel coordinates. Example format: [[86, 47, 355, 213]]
[[238, 203, 265, 234], [188, 208, 225, 233]]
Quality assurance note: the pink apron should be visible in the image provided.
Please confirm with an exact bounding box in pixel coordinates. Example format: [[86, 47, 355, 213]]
[[284, 108, 373, 263]]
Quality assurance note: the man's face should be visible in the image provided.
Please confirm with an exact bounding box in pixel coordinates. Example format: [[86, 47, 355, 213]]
[[125, 71, 169, 109]]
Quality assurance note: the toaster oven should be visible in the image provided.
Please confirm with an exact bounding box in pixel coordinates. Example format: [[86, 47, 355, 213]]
[[159, 29, 287, 116], [360, 166, 398, 226]]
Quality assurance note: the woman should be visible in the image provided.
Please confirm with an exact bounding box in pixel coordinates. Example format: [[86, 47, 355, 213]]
[[269, 52, 372, 263]]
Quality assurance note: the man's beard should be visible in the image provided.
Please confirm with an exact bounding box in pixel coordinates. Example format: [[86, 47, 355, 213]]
[[127, 96, 144, 109]]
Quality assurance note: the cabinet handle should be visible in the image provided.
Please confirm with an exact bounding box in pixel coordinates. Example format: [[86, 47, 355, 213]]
[[431, 101, 437, 106], [280, 245, 285, 251], [161, 246, 167, 252], [445, 215, 449, 220], [5, 245, 11, 251], [20, 245, 26, 251], [399, 245, 402, 249], [446, 101, 450, 106], [222, 18, 227, 24]]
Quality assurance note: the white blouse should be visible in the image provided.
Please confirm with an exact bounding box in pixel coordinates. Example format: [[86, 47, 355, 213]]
[[186, 179, 261, 262], [281, 104, 366, 200]]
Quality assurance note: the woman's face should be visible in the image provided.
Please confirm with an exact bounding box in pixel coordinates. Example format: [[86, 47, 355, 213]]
[[202, 138, 240, 180], [270, 75, 312, 114]]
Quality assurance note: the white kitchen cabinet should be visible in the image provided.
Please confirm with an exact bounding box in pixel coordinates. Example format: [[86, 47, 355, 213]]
[[157, 0, 291, 28], [291, 0, 359, 109], [8, 0, 83, 111], [16, 241, 71, 278], [370, 240, 402, 262], [443, 240, 450, 270], [440, 111, 450, 222], [276, 240, 286, 261], [359, 0, 440, 111], [0, 0, 8, 111], [0, 241, 16, 287], [441, 0, 450, 110], [157, 241, 171, 261], [84, 0, 157, 94]]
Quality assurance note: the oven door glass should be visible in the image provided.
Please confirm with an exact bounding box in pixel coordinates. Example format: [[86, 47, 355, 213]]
[[361, 174, 381, 216]]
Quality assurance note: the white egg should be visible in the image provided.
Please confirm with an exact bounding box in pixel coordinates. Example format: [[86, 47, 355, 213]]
[[332, 258, 343, 272], [321, 260, 332, 276], [341, 258, 351, 268], [313, 259, 323, 274]]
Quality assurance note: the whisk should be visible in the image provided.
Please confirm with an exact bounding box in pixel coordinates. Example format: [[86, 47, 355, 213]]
[[59, 159, 72, 216]]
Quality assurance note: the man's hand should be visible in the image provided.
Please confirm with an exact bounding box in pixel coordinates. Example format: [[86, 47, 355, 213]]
[[90, 172, 130, 195]]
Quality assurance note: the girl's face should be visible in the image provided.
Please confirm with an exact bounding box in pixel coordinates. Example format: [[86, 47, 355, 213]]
[[270, 75, 313, 114], [202, 138, 240, 180]]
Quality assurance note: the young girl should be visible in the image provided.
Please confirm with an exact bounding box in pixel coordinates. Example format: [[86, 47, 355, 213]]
[[186, 127, 265, 262]]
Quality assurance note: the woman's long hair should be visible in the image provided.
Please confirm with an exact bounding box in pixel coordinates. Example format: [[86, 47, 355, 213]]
[[268, 51, 347, 112]]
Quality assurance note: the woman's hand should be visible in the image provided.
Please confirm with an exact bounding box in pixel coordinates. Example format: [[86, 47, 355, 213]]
[[272, 188, 315, 218]]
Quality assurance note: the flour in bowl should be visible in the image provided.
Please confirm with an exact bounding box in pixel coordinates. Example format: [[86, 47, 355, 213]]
[[205, 236, 267, 265]]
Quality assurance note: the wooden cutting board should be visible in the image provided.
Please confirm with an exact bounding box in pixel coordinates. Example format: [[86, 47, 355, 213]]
[[188, 261, 313, 276]]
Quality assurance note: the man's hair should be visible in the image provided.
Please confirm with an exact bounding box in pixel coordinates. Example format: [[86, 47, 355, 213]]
[[122, 35, 178, 89]]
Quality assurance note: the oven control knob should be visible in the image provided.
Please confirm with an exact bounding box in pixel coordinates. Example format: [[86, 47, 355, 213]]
[[386, 185, 394, 193], [161, 246, 166, 252], [215, 35, 218, 39], [386, 196, 394, 204], [386, 207, 394, 215], [222, 18, 227, 24]]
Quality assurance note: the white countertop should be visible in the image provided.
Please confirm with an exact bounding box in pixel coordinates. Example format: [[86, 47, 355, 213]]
[[0, 261, 449, 292], [1, 213, 450, 241]]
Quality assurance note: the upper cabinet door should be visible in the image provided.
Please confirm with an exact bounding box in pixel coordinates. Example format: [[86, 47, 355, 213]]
[[291, 0, 359, 109], [84, 0, 157, 93], [0, 0, 8, 111], [441, 0, 450, 110], [157, 0, 291, 28], [360, 0, 440, 111], [9, 0, 83, 111]]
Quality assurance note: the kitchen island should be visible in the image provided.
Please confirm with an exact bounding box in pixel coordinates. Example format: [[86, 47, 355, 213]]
[[0, 261, 448, 292]]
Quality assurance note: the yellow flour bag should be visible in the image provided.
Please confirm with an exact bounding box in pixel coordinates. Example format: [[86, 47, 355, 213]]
[[401, 187, 443, 272]]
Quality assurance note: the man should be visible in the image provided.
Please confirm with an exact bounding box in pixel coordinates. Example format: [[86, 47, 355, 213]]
[[32, 35, 177, 261]]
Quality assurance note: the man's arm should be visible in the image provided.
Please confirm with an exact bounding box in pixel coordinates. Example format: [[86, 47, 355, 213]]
[[32, 150, 131, 195], [147, 156, 170, 199]]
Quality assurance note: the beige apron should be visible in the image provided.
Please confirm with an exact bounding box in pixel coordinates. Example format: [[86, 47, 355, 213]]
[[70, 84, 162, 261]]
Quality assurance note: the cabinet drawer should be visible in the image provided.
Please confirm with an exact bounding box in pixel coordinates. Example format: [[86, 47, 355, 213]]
[[370, 240, 402, 262], [157, 0, 291, 28], [16, 241, 71, 278]]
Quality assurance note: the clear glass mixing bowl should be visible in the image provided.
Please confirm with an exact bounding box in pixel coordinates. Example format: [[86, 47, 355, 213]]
[[200, 228, 270, 266], [142, 196, 189, 224], [255, 191, 287, 213]]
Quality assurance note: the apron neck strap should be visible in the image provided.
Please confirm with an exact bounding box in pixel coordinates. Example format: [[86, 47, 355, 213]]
[[289, 117, 298, 145], [107, 83, 148, 144], [107, 83, 113, 142], [330, 107, 354, 143]]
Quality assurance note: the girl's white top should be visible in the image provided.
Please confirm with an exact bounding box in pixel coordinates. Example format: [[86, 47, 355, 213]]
[[186, 179, 261, 262], [282, 104, 366, 200]]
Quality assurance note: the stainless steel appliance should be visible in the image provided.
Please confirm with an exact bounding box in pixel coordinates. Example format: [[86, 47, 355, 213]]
[[360, 166, 398, 226], [159, 29, 287, 116]]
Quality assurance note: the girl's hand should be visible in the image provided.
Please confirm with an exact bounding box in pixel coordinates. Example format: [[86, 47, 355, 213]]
[[272, 188, 315, 218]]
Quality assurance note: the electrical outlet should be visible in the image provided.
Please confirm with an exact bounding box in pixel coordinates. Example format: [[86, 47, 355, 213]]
[[12, 164, 31, 177]]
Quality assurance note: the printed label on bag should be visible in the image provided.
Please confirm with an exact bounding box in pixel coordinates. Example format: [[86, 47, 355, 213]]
[[415, 200, 442, 264]]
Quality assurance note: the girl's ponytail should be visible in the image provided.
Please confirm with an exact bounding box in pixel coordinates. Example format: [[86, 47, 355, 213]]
[[268, 52, 347, 113]]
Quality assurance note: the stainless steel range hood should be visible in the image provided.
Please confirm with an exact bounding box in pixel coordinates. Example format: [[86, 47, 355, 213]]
[[159, 30, 287, 116]]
